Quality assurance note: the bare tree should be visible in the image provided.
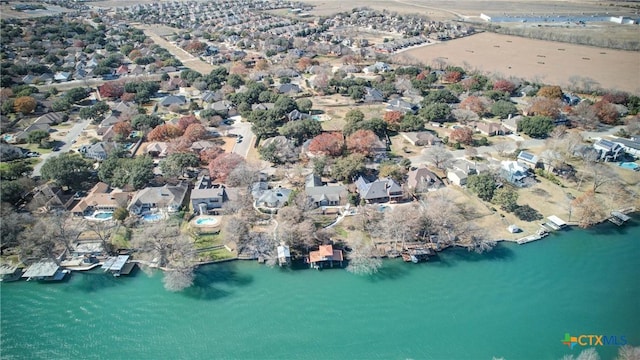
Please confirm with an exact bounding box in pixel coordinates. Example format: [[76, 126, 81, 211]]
[[616, 345, 640, 360], [346, 236, 383, 275], [493, 141, 514, 158], [84, 220, 118, 254], [424, 145, 453, 170], [421, 190, 465, 247], [570, 102, 599, 130], [572, 190, 606, 228], [225, 164, 260, 188], [223, 216, 251, 249], [377, 204, 422, 250]]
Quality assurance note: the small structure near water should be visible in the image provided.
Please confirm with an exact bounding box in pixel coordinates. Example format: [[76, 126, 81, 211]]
[[102, 255, 135, 276], [277, 244, 291, 266], [543, 215, 567, 231], [22, 260, 69, 281], [609, 211, 631, 226], [307, 245, 343, 269]]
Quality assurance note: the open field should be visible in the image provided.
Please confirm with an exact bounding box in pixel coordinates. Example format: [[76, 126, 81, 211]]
[[396, 32, 640, 94], [303, 0, 633, 19]]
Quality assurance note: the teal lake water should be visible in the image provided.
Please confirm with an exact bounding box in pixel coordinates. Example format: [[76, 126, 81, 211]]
[[2, 219, 639, 359]]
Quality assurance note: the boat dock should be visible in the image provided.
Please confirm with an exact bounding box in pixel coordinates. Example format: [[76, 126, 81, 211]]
[[516, 229, 549, 245], [102, 255, 133, 276], [609, 211, 631, 226]]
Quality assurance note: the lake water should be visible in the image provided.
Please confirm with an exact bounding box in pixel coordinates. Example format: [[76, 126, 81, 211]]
[[2, 218, 639, 359]]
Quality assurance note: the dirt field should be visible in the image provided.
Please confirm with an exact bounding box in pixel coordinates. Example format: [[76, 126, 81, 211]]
[[134, 24, 216, 75], [396, 32, 640, 94]]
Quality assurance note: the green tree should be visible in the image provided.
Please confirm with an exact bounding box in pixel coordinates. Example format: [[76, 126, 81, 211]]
[[27, 130, 50, 144], [517, 116, 554, 138], [420, 103, 451, 122], [467, 173, 496, 202], [113, 207, 129, 221], [423, 89, 458, 104], [344, 109, 365, 123], [40, 152, 92, 188], [491, 100, 518, 119], [492, 188, 519, 212], [131, 114, 162, 130], [331, 154, 366, 182], [0, 161, 33, 180], [160, 152, 200, 178], [296, 98, 313, 113], [378, 162, 407, 183], [279, 119, 322, 145], [64, 87, 90, 103], [227, 74, 244, 89]]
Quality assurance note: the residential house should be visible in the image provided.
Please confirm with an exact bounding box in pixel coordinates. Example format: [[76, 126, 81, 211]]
[[29, 183, 74, 212], [201, 91, 223, 104], [500, 161, 534, 187], [54, 71, 72, 82], [146, 142, 169, 158], [251, 182, 292, 209], [128, 182, 189, 215], [79, 142, 115, 161], [502, 115, 523, 134], [97, 115, 121, 135], [517, 151, 540, 169], [355, 176, 403, 203], [363, 87, 384, 103], [159, 95, 187, 107], [190, 175, 227, 214], [400, 131, 442, 146], [71, 182, 130, 216], [190, 140, 217, 154], [473, 121, 511, 136], [386, 99, 419, 114], [593, 139, 625, 162], [307, 244, 344, 269], [304, 174, 347, 207], [251, 103, 274, 111], [363, 61, 391, 74], [287, 109, 311, 121], [14, 123, 51, 143], [276, 83, 301, 95], [209, 100, 235, 116], [613, 136, 640, 157], [407, 167, 444, 192], [447, 169, 468, 187]]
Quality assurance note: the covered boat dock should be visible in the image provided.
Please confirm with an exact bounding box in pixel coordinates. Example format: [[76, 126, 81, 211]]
[[22, 260, 68, 281], [102, 255, 134, 276]]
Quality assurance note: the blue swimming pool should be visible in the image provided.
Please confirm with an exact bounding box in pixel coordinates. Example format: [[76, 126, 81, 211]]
[[619, 162, 639, 171], [194, 216, 220, 226], [93, 211, 113, 220], [143, 213, 162, 222]]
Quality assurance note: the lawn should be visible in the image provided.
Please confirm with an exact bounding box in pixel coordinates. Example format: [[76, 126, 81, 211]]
[[197, 248, 235, 262], [193, 233, 223, 250], [110, 226, 131, 249]]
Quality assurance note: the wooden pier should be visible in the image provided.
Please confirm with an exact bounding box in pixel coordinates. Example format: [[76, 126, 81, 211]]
[[516, 229, 549, 245]]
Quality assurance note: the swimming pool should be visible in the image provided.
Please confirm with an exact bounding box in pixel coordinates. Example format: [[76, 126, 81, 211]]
[[143, 213, 163, 222], [193, 216, 220, 226], [3, 134, 14, 142], [85, 211, 113, 221], [619, 162, 639, 171]]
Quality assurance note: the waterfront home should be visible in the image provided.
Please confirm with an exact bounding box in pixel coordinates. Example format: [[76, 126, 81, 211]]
[[277, 244, 291, 266], [613, 136, 640, 158], [128, 182, 189, 215], [500, 161, 534, 187], [190, 176, 227, 214], [71, 182, 130, 217], [517, 151, 540, 169], [307, 244, 344, 269], [304, 174, 347, 207], [355, 176, 403, 203], [593, 139, 625, 162], [407, 167, 444, 192], [252, 183, 292, 210]]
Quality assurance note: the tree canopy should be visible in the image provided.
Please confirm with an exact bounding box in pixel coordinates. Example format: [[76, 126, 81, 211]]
[[40, 153, 92, 188], [517, 116, 554, 138], [467, 173, 496, 202]]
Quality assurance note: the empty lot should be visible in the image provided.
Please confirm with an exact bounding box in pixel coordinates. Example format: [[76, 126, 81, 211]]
[[396, 32, 640, 94]]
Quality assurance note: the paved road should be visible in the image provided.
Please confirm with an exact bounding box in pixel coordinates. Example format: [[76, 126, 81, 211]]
[[228, 117, 255, 158], [32, 119, 91, 177]]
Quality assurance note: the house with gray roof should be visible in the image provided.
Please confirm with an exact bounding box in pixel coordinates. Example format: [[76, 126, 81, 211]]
[[355, 176, 403, 203], [128, 182, 189, 215], [190, 175, 227, 214], [517, 151, 540, 169], [251, 182, 292, 209], [386, 99, 419, 114], [363, 87, 384, 103], [79, 142, 115, 161], [407, 167, 444, 192], [593, 139, 625, 162], [159, 95, 187, 107], [304, 174, 347, 207]]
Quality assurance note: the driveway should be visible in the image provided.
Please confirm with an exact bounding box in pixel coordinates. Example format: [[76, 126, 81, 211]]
[[32, 118, 91, 177]]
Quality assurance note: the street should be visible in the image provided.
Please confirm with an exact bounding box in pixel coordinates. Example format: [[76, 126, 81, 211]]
[[32, 119, 91, 177]]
